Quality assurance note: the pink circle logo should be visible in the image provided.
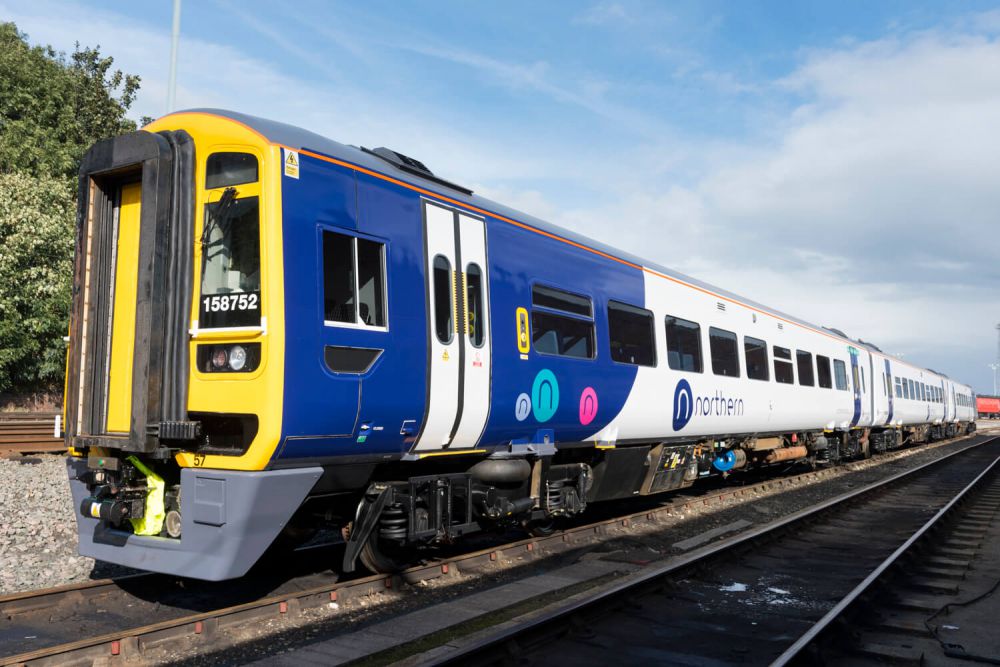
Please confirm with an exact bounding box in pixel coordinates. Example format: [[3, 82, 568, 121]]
[[579, 387, 598, 426]]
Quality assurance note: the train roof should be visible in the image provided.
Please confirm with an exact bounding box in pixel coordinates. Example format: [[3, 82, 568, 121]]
[[170, 108, 967, 387]]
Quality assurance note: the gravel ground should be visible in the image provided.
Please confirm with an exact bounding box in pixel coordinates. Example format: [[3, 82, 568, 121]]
[[0, 455, 136, 594]]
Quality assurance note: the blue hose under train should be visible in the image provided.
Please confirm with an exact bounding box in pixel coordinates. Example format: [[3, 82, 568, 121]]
[[712, 450, 740, 472]]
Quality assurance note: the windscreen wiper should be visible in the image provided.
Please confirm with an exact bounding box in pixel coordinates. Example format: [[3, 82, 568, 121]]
[[200, 187, 238, 254]]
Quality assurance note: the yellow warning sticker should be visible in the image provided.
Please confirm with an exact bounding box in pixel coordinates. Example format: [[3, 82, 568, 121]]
[[284, 149, 300, 179], [516, 307, 530, 354], [442, 350, 450, 362]]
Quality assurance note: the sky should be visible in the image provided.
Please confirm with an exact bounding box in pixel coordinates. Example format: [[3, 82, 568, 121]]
[[4, 0, 1000, 394]]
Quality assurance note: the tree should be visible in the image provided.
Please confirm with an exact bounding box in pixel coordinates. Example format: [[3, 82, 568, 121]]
[[0, 23, 141, 392], [0, 22, 140, 183]]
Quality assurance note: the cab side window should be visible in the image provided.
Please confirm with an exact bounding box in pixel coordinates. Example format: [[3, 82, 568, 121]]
[[323, 230, 387, 329]]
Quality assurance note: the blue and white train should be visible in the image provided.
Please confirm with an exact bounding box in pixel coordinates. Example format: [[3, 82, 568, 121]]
[[64, 110, 977, 578]]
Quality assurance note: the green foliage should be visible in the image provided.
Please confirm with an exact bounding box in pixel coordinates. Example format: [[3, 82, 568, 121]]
[[0, 22, 141, 392], [0, 22, 140, 183], [0, 172, 75, 391]]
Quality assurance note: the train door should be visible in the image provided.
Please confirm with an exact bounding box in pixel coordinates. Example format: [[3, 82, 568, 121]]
[[884, 359, 895, 425], [413, 201, 492, 452], [848, 347, 871, 426], [941, 380, 949, 422], [866, 353, 876, 426]]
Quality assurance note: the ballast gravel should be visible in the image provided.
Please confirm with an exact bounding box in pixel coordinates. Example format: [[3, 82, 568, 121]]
[[0, 455, 136, 594]]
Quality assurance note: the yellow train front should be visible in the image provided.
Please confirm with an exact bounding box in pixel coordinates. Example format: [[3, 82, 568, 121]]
[[63, 112, 311, 579]]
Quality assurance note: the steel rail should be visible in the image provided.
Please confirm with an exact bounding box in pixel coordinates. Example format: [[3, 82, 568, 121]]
[[426, 435, 1000, 666], [770, 439, 1000, 666], [0, 415, 62, 455], [0, 433, 985, 665]]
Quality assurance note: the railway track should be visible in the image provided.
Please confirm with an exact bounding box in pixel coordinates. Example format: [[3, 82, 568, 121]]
[[429, 435, 1000, 666], [0, 432, 989, 666], [0, 413, 62, 456]]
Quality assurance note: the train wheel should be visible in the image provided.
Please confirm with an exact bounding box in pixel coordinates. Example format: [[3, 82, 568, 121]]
[[524, 519, 558, 537], [358, 534, 413, 574]]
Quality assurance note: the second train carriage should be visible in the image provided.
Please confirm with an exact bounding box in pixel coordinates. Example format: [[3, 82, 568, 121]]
[[64, 110, 977, 578]]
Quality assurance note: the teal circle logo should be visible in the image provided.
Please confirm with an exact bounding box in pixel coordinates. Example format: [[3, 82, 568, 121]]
[[532, 369, 559, 423]]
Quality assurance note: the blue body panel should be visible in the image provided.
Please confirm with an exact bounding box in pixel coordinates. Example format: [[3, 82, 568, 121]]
[[276, 156, 428, 460], [275, 149, 645, 460], [476, 216, 643, 447]]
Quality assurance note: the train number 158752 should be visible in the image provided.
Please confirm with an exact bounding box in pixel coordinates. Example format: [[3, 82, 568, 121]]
[[202, 293, 259, 313]]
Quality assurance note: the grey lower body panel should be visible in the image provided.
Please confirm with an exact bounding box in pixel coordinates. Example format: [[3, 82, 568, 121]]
[[67, 458, 323, 581]]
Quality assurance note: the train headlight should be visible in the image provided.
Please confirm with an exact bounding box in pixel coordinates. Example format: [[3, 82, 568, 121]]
[[228, 345, 247, 371], [211, 347, 228, 369]]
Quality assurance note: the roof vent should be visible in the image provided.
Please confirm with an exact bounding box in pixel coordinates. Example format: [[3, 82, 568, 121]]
[[856, 338, 883, 353], [362, 146, 472, 195], [823, 326, 848, 338]]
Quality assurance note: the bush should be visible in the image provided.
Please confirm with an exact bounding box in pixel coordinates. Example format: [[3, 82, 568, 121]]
[[0, 172, 75, 391]]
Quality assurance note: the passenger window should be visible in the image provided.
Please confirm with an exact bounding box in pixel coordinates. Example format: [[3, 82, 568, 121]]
[[709, 327, 739, 377], [532, 284, 592, 317], [895, 377, 902, 398], [908, 379, 915, 399], [608, 301, 656, 366], [665, 316, 703, 373], [903, 380, 910, 399], [860, 366, 866, 392], [816, 355, 832, 389], [466, 264, 485, 348], [433, 256, 453, 343], [323, 230, 387, 328], [833, 359, 848, 390], [531, 285, 594, 359], [774, 346, 795, 384], [744, 336, 769, 381], [796, 350, 815, 387]]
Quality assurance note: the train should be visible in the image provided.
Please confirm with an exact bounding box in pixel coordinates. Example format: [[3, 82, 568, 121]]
[[64, 109, 977, 579]]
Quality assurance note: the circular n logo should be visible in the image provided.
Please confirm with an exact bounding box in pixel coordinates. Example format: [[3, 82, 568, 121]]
[[672, 379, 693, 431]]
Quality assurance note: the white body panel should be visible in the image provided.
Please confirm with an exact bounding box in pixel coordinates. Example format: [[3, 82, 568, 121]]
[[589, 266, 974, 444], [450, 212, 492, 448]]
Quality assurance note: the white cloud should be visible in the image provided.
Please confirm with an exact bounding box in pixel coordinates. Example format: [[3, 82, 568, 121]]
[[512, 22, 1000, 391]]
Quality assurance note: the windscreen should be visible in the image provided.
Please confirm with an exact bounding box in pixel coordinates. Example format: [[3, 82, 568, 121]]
[[199, 194, 261, 328]]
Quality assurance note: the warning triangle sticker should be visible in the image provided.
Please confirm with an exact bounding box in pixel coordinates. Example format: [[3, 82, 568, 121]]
[[284, 149, 300, 179]]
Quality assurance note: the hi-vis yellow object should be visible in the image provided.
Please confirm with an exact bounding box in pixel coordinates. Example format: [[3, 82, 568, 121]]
[[126, 456, 166, 535]]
